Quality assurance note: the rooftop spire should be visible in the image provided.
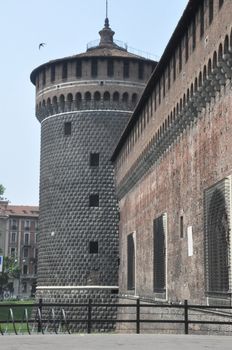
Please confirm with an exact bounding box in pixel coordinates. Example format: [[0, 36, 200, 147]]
[[99, 0, 115, 47]]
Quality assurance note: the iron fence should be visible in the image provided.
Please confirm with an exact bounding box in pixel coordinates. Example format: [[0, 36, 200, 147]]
[[0, 298, 232, 335]]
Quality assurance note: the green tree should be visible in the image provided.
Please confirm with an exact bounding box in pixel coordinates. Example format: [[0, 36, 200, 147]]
[[0, 257, 20, 298], [0, 184, 5, 198]]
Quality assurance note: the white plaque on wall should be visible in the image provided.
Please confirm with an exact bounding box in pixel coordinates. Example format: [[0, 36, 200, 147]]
[[187, 226, 193, 257]]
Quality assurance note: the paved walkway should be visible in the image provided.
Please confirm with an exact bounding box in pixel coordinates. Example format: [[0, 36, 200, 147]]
[[0, 334, 232, 350]]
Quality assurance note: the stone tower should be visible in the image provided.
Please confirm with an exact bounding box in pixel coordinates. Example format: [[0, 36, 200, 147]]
[[30, 15, 156, 325]]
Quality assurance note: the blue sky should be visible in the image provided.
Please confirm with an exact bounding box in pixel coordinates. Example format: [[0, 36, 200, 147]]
[[0, 0, 188, 205]]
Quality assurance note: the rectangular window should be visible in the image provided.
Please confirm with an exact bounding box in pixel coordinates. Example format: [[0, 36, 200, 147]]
[[23, 247, 29, 258], [154, 214, 166, 293], [180, 216, 184, 238], [138, 62, 144, 80], [127, 233, 135, 290], [23, 265, 28, 275], [192, 17, 196, 51], [91, 59, 98, 77], [89, 241, 98, 254], [90, 153, 99, 167], [62, 62, 68, 79], [185, 31, 189, 62], [107, 60, 114, 77], [64, 121, 72, 136], [209, 0, 214, 24], [22, 282, 27, 292], [10, 248, 16, 257], [24, 232, 30, 245], [219, 0, 224, 9], [179, 44, 182, 72], [10, 219, 17, 230], [11, 232, 17, 243], [89, 194, 99, 207], [200, 3, 204, 38], [24, 220, 30, 230], [76, 60, 82, 77], [51, 65, 56, 82], [123, 60, 129, 78]]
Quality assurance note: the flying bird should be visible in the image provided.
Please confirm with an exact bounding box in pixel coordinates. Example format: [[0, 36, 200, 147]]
[[39, 43, 46, 50]]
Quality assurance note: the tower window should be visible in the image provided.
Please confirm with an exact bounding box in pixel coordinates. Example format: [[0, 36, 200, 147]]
[[62, 62, 68, 79], [138, 62, 144, 80], [51, 65, 56, 82], [42, 69, 46, 85], [107, 60, 114, 77], [90, 153, 99, 167], [64, 122, 72, 136], [91, 59, 98, 77], [89, 241, 98, 254], [89, 194, 99, 207], [123, 60, 129, 78], [76, 60, 82, 78]]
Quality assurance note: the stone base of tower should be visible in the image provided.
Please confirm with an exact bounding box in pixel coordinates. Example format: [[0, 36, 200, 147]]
[[36, 286, 119, 333]]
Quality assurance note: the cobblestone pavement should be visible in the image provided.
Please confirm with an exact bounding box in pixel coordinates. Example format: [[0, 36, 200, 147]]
[[0, 334, 232, 350]]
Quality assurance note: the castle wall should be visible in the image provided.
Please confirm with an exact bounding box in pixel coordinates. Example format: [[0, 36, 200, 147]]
[[113, 0, 232, 304]]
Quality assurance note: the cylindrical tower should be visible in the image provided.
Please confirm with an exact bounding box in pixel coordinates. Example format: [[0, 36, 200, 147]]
[[30, 17, 156, 328]]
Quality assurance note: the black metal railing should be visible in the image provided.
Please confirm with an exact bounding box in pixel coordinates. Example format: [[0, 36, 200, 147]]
[[0, 298, 232, 335]]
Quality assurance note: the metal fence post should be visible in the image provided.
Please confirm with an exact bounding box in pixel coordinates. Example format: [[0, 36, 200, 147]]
[[87, 298, 92, 334], [136, 298, 140, 334], [38, 298, 43, 333], [184, 299, 189, 335]]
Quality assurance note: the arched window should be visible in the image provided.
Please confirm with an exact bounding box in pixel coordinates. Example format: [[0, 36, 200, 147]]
[[132, 93, 138, 105], [203, 65, 207, 81], [52, 96, 57, 106], [85, 92, 91, 101], [208, 59, 212, 75], [218, 43, 223, 61], [103, 91, 110, 101], [183, 94, 186, 106], [67, 93, 73, 110], [176, 103, 179, 115], [190, 83, 194, 97], [75, 92, 82, 102], [199, 72, 202, 87], [59, 94, 65, 111], [122, 92, 129, 103], [67, 93, 73, 103], [180, 98, 183, 111], [94, 91, 101, 101], [194, 77, 198, 92], [187, 89, 190, 102], [224, 35, 229, 54], [213, 51, 217, 69], [113, 91, 119, 102]]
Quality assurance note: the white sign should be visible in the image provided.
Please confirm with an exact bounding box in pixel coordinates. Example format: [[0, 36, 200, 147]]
[[187, 226, 193, 257], [0, 256, 3, 273]]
